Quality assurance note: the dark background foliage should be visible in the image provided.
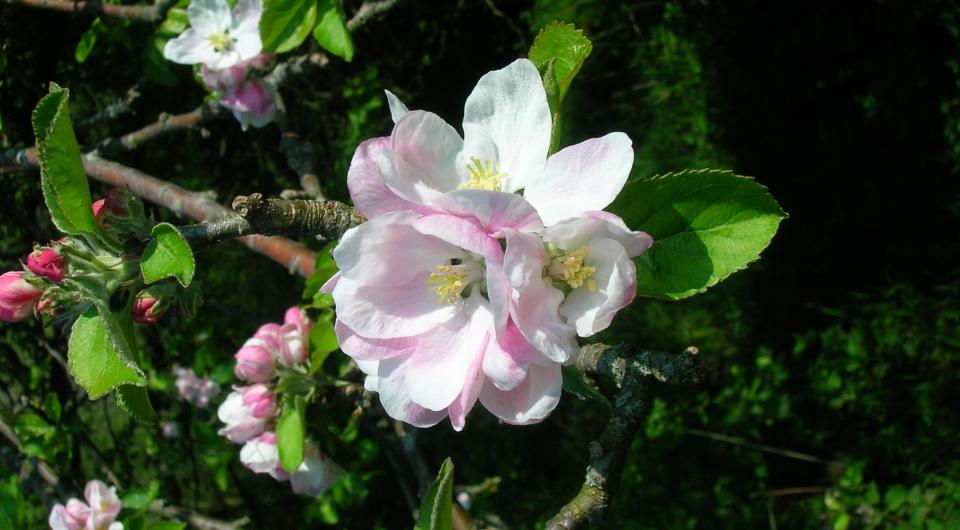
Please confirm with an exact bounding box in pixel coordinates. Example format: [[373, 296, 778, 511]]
[[1, 0, 959, 528]]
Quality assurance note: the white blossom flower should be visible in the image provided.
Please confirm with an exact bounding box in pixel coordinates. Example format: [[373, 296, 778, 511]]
[[163, 0, 263, 71]]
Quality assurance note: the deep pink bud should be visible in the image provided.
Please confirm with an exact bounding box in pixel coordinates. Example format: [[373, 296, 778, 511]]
[[0, 271, 42, 322], [234, 338, 277, 382], [220, 80, 279, 130], [240, 383, 277, 418], [26, 247, 66, 283], [92, 189, 129, 228], [132, 295, 161, 324]]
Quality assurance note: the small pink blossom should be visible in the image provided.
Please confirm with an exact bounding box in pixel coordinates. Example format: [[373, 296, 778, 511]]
[[234, 335, 277, 382], [48, 480, 121, 530], [239, 383, 277, 418], [275, 306, 310, 366], [27, 247, 66, 283], [48, 501, 86, 530], [200, 53, 273, 91], [0, 271, 42, 322], [217, 388, 275, 443], [220, 79, 279, 130], [239, 431, 288, 480]]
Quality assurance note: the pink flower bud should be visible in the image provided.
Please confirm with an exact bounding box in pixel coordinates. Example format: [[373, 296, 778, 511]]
[[276, 307, 311, 366], [240, 383, 277, 418], [48, 499, 89, 530], [217, 390, 273, 443], [234, 337, 277, 383], [36, 296, 62, 317], [240, 431, 289, 480], [0, 271, 42, 322], [220, 80, 279, 131], [26, 247, 66, 283], [92, 189, 129, 228], [132, 294, 162, 324], [290, 441, 341, 496]]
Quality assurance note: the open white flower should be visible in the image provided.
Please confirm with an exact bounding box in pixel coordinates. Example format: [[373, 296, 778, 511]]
[[163, 0, 263, 71], [363, 59, 635, 226]]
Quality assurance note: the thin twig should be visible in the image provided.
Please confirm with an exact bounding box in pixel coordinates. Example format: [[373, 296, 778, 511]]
[[95, 100, 225, 157], [346, 0, 401, 31], [685, 428, 829, 464], [4, 0, 177, 22]]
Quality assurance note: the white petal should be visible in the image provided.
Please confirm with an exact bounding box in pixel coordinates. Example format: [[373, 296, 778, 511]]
[[462, 58, 551, 192], [380, 111, 464, 206], [560, 238, 636, 337], [231, 0, 262, 34], [479, 362, 561, 425], [331, 275, 458, 339], [524, 132, 634, 226], [545, 213, 653, 258], [385, 90, 410, 123], [163, 30, 219, 65], [233, 30, 262, 63], [187, 0, 231, 34], [377, 356, 449, 427]]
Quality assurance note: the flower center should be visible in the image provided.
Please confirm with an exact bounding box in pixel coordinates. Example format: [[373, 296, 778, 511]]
[[209, 31, 235, 52], [548, 246, 597, 292], [426, 257, 484, 304], [460, 157, 506, 191]]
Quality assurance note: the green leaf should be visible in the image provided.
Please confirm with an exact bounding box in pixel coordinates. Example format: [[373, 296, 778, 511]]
[[115, 385, 157, 424], [67, 306, 144, 399], [414, 457, 454, 530], [42, 392, 62, 423], [609, 169, 786, 300], [277, 395, 306, 472], [31, 84, 102, 236], [141, 223, 195, 287], [148, 522, 187, 530], [143, 8, 188, 86], [260, 0, 318, 54], [303, 241, 339, 304], [0, 475, 25, 530], [313, 0, 354, 61], [528, 22, 593, 103], [560, 365, 610, 408], [307, 320, 338, 374], [75, 18, 101, 63]]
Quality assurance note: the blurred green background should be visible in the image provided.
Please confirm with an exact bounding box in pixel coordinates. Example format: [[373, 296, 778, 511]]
[[1, 0, 959, 528]]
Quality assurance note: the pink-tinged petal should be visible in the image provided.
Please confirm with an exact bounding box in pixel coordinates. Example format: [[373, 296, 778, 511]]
[[462, 58, 551, 192], [335, 319, 418, 361], [524, 132, 634, 226], [484, 257, 510, 331], [503, 229, 579, 363], [231, 0, 262, 35], [402, 297, 491, 411], [187, 0, 231, 34], [432, 189, 543, 235], [163, 29, 219, 65], [380, 111, 464, 205], [560, 238, 636, 337], [0, 271, 42, 322], [49, 504, 84, 530], [331, 275, 458, 339], [482, 320, 531, 391], [410, 214, 502, 260], [479, 362, 562, 425], [347, 137, 418, 218], [547, 214, 653, 259], [319, 272, 340, 294], [385, 90, 409, 123], [334, 212, 458, 286], [448, 337, 486, 431], [377, 356, 448, 428]]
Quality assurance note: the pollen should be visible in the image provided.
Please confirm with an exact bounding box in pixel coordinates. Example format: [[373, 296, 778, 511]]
[[548, 246, 597, 292], [426, 265, 467, 304], [460, 157, 506, 191], [209, 31, 234, 52]]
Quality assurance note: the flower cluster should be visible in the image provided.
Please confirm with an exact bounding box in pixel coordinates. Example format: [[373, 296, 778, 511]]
[[163, 0, 280, 130], [48, 480, 122, 530], [0, 190, 167, 326], [173, 366, 220, 407], [217, 307, 341, 496], [329, 59, 653, 430]]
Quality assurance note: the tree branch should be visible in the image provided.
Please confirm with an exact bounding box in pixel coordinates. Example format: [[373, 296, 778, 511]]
[[4, 0, 177, 22], [346, 0, 401, 31], [95, 100, 225, 157], [545, 344, 703, 530], [4, 148, 318, 277]]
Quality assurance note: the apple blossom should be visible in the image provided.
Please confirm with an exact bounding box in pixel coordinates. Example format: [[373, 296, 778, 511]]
[[84, 480, 122, 530], [239, 383, 277, 418], [357, 58, 635, 226], [217, 386, 276, 443], [27, 247, 66, 283], [173, 367, 221, 407], [289, 441, 341, 496], [0, 271, 42, 322], [163, 0, 263, 71], [219, 79, 279, 130], [161, 421, 180, 439], [239, 431, 288, 480], [200, 53, 273, 92], [275, 306, 310, 366], [48, 501, 87, 530], [234, 333, 277, 382]]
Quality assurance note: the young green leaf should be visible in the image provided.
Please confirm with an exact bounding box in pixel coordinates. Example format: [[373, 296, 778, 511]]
[[277, 395, 306, 472], [75, 18, 101, 63], [0, 475, 25, 530], [561, 365, 610, 408], [260, 0, 318, 54], [414, 457, 454, 530], [609, 169, 786, 300], [313, 0, 354, 62], [115, 385, 157, 424], [141, 223, 196, 287], [528, 22, 593, 103], [67, 306, 145, 399], [31, 84, 102, 236]]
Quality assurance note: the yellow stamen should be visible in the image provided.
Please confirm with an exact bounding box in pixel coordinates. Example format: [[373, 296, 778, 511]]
[[209, 31, 234, 52], [426, 265, 466, 304], [548, 246, 597, 292], [460, 157, 506, 191]]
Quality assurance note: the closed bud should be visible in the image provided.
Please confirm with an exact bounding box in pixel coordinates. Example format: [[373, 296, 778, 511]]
[[220, 80, 279, 131], [26, 247, 66, 283], [234, 338, 277, 382], [132, 294, 164, 324], [240, 383, 277, 418], [239, 431, 289, 480], [0, 271, 42, 322], [217, 390, 273, 443]]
